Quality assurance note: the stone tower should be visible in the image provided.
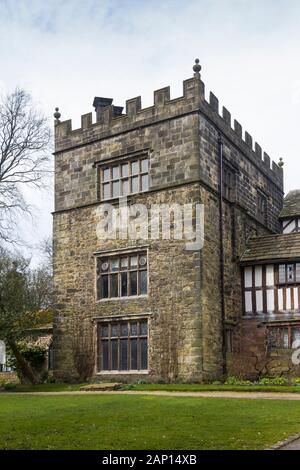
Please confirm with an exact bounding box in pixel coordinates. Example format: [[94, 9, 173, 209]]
[[52, 61, 283, 382]]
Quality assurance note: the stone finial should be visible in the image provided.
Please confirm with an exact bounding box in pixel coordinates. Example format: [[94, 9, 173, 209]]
[[54, 107, 61, 122], [278, 157, 284, 168], [193, 58, 201, 77]]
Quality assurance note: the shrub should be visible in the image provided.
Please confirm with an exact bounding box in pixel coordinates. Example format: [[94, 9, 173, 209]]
[[258, 377, 271, 385], [225, 376, 239, 385], [225, 376, 252, 385], [224, 375, 253, 385], [271, 376, 288, 385], [119, 384, 134, 390], [174, 378, 185, 384], [45, 373, 56, 384], [258, 376, 288, 386], [291, 377, 300, 385], [3, 382, 17, 390], [224, 375, 241, 385], [157, 379, 167, 384]]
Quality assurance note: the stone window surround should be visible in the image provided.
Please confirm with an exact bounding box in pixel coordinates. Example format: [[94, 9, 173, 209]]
[[94, 246, 149, 303], [223, 164, 236, 202], [97, 317, 149, 374], [97, 252, 147, 299], [93, 312, 152, 375], [222, 156, 239, 203], [256, 188, 269, 225], [95, 149, 150, 202]]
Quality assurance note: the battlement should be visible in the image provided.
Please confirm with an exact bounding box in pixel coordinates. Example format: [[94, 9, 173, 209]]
[[54, 76, 204, 145], [200, 91, 283, 186], [54, 68, 283, 188]]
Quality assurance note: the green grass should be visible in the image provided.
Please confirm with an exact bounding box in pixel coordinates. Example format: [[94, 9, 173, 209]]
[[0, 394, 300, 449], [2, 382, 85, 392], [4, 382, 300, 393], [127, 383, 300, 393]]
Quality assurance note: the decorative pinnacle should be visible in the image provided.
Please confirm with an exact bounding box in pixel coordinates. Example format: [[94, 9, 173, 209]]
[[278, 157, 284, 168], [54, 107, 61, 122], [193, 58, 201, 77]]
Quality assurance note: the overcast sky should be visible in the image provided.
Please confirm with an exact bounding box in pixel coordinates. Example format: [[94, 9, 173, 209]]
[[0, 0, 300, 263]]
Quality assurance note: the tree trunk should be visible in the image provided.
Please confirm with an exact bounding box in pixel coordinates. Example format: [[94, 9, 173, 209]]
[[7, 339, 39, 385]]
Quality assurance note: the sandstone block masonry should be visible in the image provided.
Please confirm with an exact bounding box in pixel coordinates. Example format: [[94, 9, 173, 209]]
[[53, 65, 283, 382]]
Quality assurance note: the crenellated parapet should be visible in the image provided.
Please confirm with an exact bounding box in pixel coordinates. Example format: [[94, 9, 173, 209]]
[[200, 90, 283, 188], [54, 76, 204, 150], [54, 63, 283, 188]]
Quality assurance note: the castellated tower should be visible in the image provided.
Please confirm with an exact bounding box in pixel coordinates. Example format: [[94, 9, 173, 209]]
[[52, 61, 283, 382]]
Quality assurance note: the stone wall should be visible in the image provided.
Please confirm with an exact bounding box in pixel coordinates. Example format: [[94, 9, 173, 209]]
[[53, 86, 205, 381], [53, 71, 284, 382], [54, 113, 200, 212], [53, 185, 203, 382], [198, 114, 283, 234]]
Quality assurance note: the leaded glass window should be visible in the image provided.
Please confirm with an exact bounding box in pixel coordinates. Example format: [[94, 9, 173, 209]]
[[100, 156, 149, 200], [98, 320, 148, 372], [97, 252, 148, 299], [278, 264, 300, 285]]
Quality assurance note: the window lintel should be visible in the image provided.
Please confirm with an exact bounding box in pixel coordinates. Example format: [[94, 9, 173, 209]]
[[93, 245, 149, 257], [93, 312, 153, 323], [94, 149, 150, 168]]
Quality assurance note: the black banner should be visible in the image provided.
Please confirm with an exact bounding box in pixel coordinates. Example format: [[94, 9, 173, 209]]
[[0, 450, 299, 467]]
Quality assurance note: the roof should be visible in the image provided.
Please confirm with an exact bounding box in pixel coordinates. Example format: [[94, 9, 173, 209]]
[[279, 190, 300, 218], [240, 232, 300, 264]]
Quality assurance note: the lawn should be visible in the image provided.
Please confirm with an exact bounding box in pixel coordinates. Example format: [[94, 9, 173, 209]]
[[129, 383, 300, 393], [2, 382, 85, 392], [1, 394, 300, 449], [4, 382, 300, 393]]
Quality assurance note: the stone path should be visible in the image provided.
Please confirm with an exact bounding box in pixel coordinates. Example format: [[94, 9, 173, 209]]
[[3, 390, 300, 399], [280, 437, 300, 450]]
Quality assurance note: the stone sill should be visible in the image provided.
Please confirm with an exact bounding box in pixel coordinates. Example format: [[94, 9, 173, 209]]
[[99, 190, 150, 205], [96, 295, 148, 303], [96, 370, 149, 375]]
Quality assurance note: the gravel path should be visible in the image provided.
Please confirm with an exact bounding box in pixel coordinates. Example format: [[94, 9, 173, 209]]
[[2, 390, 300, 399]]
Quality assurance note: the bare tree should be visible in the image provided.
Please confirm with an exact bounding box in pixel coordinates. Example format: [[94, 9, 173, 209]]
[[38, 237, 53, 272], [0, 88, 51, 242]]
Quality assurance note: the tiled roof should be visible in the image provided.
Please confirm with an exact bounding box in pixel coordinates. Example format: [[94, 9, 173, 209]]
[[279, 190, 300, 218], [240, 232, 300, 264]]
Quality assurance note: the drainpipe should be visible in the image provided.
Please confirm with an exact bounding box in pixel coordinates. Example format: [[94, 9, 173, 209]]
[[218, 134, 227, 377]]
